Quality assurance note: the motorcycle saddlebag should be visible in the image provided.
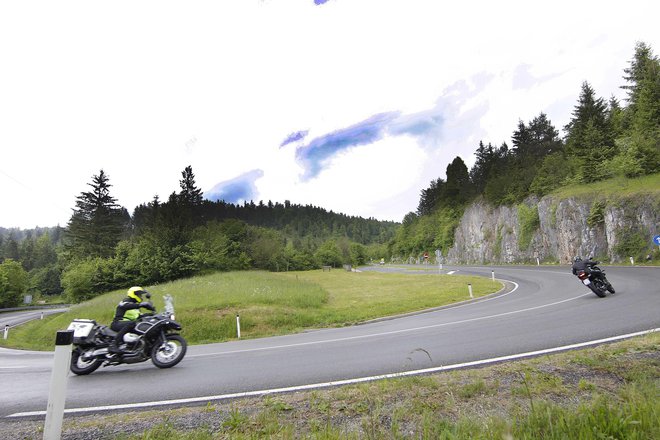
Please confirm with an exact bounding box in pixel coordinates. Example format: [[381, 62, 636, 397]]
[[67, 319, 97, 344]]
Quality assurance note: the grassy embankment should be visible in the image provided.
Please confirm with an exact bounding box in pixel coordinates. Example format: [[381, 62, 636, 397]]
[[0, 269, 500, 351], [549, 172, 660, 199]]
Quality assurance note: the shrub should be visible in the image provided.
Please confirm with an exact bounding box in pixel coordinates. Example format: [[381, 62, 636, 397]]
[[517, 204, 540, 251], [587, 199, 607, 228], [0, 259, 29, 307]]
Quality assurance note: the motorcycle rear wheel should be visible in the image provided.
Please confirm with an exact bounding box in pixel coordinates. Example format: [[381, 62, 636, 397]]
[[70, 349, 103, 375], [151, 334, 187, 369]]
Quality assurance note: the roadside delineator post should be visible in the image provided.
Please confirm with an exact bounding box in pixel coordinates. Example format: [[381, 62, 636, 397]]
[[41, 311, 44, 320], [468, 283, 473, 299], [236, 314, 241, 339], [491, 270, 495, 282], [3, 325, 8, 340], [43, 329, 74, 440], [630, 257, 634, 266]]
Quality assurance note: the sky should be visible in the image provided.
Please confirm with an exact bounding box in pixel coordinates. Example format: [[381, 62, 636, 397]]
[[1, 0, 658, 229]]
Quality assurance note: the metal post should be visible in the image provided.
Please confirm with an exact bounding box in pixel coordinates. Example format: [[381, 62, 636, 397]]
[[236, 314, 241, 339], [43, 330, 74, 440], [468, 283, 473, 299], [3, 325, 8, 340]]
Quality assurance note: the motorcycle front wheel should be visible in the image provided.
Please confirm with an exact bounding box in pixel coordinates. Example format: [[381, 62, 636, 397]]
[[589, 279, 608, 298], [70, 348, 103, 375], [151, 334, 187, 368], [604, 277, 616, 293]]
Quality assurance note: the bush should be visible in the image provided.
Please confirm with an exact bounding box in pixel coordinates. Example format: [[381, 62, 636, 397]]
[[61, 259, 98, 303], [587, 199, 606, 228], [613, 227, 648, 261], [29, 265, 63, 296], [0, 259, 29, 307], [517, 204, 540, 251]]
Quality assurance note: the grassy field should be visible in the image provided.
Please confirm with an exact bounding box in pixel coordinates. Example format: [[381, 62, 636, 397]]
[[550, 172, 660, 200], [3, 331, 657, 439], [0, 268, 500, 350]]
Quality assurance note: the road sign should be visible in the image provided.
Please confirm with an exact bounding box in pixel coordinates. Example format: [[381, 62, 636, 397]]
[[654, 235, 660, 246]]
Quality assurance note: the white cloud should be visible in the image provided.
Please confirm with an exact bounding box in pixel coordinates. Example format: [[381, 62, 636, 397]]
[[0, 0, 658, 228]]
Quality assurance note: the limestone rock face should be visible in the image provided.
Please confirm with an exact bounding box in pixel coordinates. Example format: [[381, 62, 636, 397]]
[[445, 194, 659, 264]]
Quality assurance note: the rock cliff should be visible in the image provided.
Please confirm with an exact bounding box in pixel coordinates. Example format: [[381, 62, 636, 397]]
[[445, 194, 660, 264]]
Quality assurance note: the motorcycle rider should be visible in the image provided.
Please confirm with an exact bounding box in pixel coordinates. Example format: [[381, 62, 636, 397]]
[[571, 256, 598, 276], [109, 286, 155, 354]]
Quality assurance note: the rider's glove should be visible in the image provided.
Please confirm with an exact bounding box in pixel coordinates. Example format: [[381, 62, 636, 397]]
[[142, 302, 156, 311]]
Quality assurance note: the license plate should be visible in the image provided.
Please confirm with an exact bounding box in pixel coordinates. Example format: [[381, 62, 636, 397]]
[[582, 279, 591, 286], [67, 321, 94, 338]]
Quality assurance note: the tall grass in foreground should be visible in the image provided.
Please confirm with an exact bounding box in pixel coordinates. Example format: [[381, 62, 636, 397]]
[[1, 270, 500, 350]]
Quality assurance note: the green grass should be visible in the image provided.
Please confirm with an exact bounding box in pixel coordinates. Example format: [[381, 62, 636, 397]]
[[550, 172, 660, 200], [0, 269, 500, 350]]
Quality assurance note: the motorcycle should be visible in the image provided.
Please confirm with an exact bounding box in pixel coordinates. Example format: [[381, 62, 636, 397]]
[[575, 260, 616, 298], [67, 294, 187, 375]]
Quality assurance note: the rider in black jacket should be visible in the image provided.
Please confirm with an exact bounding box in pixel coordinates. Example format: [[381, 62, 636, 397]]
[[571, 256, 597, 276]]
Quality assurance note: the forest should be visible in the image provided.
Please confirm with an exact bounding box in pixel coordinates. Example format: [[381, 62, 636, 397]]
[[0, 171, 397, 307], [1, 42, 658, 307]]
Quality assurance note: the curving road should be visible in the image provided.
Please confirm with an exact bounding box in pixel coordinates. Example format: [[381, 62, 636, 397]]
[[1, 265, 658, 418]]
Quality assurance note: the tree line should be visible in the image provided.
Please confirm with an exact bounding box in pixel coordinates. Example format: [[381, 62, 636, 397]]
[[390, 42, 659, 259], [0, 166, 396, 306]]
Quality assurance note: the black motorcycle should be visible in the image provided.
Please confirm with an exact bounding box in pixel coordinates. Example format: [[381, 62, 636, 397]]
[[67, 295, 187, 375], [575, 261, 616, 298]]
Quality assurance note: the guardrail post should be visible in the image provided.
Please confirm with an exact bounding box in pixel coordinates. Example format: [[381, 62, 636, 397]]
[[236, 314, 241, 339], [468, 283, 473, 299], [43, 330, 74, 440]]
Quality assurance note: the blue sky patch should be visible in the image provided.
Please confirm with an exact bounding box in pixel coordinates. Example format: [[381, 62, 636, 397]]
[[295, 112, 400, 179], [204, 169, 264, 204], [280, 130, 309, 147]]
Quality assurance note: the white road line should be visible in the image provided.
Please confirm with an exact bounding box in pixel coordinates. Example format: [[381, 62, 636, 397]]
[[446, 270, 457, 275], [8, 328, 658, 418]]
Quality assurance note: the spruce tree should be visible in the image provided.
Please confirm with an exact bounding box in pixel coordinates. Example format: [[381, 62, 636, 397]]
[[66, 170, 128, 258], [564, 82, 616, 182], [179, 165, 203, 206]]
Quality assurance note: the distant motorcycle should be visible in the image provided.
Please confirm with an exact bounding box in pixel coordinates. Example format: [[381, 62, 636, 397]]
[[67, 295, 187, 375], [575, 260, 616, 298]]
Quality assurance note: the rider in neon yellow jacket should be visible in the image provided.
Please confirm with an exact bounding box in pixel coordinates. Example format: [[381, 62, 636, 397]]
[[109, 286, 155, 354]]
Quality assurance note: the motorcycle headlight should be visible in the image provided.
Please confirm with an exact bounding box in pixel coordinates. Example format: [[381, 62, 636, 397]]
[[170, 313, 175, 321]]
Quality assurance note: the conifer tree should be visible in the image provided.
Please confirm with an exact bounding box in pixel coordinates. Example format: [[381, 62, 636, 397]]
[[66, 170, 128, 258], [179, 165, 203, 206], [564, 82, 616, 182]]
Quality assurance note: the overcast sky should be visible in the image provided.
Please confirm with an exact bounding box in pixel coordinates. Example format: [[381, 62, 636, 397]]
[[1, 0, 658, 229]]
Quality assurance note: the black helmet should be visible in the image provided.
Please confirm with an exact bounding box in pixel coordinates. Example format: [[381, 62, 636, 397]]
[[573, 256, 582, 262]]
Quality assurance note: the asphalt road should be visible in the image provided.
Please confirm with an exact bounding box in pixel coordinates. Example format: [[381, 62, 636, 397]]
[[1, 265, 658, 418]]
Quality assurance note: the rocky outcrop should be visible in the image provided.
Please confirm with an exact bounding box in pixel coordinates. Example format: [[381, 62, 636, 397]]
[[445, 194, 659, 264]]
